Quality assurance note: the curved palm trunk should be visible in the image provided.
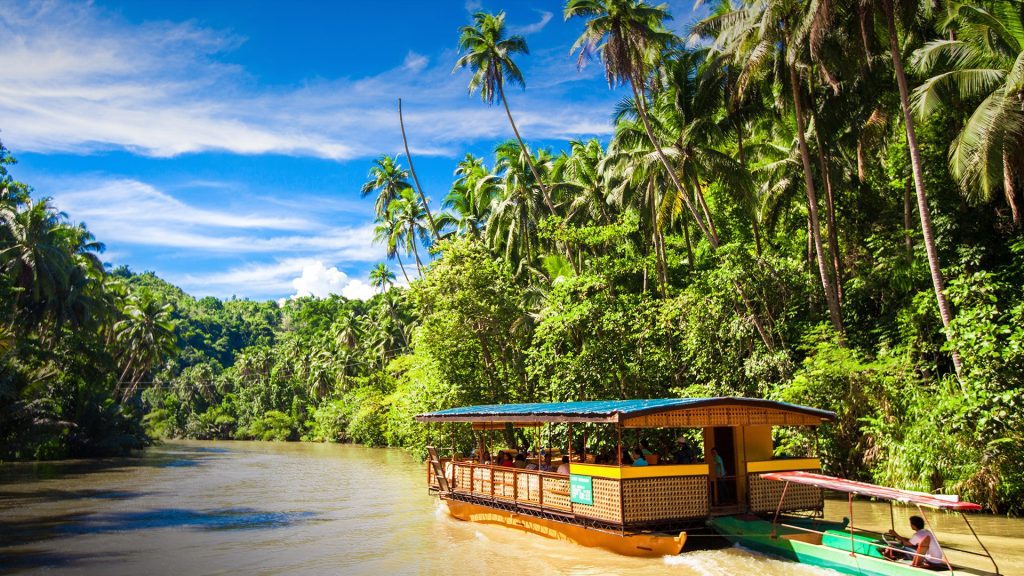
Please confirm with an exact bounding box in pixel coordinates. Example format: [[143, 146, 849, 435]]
[[398, 98, 440, 241], [395, 251, 411, 285], [885, 0, 963, 379], [789, 62, 845, 339], [496, 83, 578, 268], [408, 227, 424, 276], [1004, 148, 1021, 227], [693, 177, 720, 245], [629, 81, 717, 247], [812, 124, 844, 303]]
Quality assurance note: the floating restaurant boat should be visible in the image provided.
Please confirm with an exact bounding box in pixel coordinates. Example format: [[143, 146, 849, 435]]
[[415, 397, 836, 557], [710, 471, 1001, 575]]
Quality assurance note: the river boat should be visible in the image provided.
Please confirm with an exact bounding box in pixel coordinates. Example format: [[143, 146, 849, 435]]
[[710, 471, 1001, 575], [415, 397, 836, 557]]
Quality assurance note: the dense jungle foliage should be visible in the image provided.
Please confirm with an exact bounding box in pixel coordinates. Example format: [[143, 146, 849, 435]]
[[2, 0, 1023, 514]]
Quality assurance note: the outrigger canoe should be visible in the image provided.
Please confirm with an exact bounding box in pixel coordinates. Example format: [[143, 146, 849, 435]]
[[710, 471, 1001, 576], [416, 397, 836, 557]]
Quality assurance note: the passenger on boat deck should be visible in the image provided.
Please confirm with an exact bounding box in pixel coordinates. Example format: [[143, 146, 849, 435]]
[[673, 438, 695, 464], [556, 456, 571, 475], [498, 451, 514, 467], [513, 453, 528, 469], [539, 453, 555, 472], [640, 440, 654, 458], [630, 450, 649, 466], [524, 458, 539, 471], [884, 515, 947, 568]]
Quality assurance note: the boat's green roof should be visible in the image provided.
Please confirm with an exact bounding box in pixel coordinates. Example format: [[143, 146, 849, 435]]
[[414, 397, 835, 424]]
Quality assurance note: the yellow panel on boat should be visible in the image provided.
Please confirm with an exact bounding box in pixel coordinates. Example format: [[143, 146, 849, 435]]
[[746, 458, 820, 473], [569, 463, 709, 479]]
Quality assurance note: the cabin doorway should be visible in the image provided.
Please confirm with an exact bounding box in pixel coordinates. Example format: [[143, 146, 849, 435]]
[[710, 427, 737, 507]]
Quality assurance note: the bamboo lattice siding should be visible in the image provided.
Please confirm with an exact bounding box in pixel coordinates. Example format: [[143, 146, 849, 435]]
[[493, 469, 517, 500], [748, 474, 823, 513], [623, 406, 823, 428], [516, 473, 541, 504], [570, 477, 623, 524], [542, 476, 572, 511], [622, 476, 709, 523]]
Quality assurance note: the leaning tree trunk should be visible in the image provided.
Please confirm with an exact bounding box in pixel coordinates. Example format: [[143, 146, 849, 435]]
[[1004, 148, 1021, 227], [885, 0, 963, 380], [496, 82, 577, 267], [398, 99, 440, 241], [629, 81, 717, 246], [789, 62, 845, 339], [395, 251, 411, 285], [812, 123, 844, 304]]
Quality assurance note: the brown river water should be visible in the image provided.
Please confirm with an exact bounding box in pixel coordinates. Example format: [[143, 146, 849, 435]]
[[1, 440, 1022, 575]]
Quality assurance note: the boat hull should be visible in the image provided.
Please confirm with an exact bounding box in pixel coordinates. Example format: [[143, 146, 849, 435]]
[[443, 497, 687, 557], [710, 516, 951, 576]]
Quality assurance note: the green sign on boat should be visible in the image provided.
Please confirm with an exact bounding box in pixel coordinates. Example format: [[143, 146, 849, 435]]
[[570, 474, 593, 505]]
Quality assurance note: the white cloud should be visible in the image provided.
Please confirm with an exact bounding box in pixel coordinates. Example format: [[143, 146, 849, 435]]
[[464, 0, 483, 13], [0, 1, 615, 161], [510, 11, 553, 36], [174, 258, 382, 301]]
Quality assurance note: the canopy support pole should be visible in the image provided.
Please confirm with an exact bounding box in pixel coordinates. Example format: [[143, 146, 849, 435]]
[[616, 424, 622, 466], [848, 493, 856, 557], [917, 504, 954, 573], [568, 423, 573, 462], [770, 481, 790, 538], [961, 511, 999, 575]]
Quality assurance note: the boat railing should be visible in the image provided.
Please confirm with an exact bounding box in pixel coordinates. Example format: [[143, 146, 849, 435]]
[[447, 461, 573, 514]]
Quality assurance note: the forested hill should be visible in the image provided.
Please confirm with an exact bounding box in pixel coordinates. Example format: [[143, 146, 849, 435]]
[[4, 0, 1024, 516]]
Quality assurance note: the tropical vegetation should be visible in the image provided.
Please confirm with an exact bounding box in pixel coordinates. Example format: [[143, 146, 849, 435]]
[[2, 0, 1023, 515]]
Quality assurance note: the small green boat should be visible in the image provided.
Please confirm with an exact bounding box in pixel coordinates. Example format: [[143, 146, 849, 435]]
[[710, 471, 1001, 576]]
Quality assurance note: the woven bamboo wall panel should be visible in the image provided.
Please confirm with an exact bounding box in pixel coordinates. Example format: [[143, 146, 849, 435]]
[[516, 473, 541, 504], [571, 478, 623, 524], [472, 467, 493, 496], [622, 476, 709, 522], [623, 406, 823, 428], [453, 464, 473, 493], [493, 469, 517, 500], [748, 474, 823, 513], [542, 476, 572, 511]]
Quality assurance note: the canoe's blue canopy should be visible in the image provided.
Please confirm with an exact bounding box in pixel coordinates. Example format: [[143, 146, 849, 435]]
[[415, 397, 835, 425]]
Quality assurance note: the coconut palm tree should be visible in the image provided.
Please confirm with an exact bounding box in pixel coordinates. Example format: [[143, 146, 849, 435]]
[[369, 263, 396, 293], [871, 0, 962, 376], [454, 11, 558, 217], [114, 293, 178, 399], [486, 141, 551, 273], [912, 0, 1024, 227], [565, 0, 718, 247], [695, 0, 845, 337], [391, 188, 431, 276], [373, 214, 411, 285], [439, 154, 496, 239], [361, 156, 411, 219]]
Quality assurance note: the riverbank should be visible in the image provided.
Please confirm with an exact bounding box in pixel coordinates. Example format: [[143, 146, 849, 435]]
[[2, 440, 1022, 575]]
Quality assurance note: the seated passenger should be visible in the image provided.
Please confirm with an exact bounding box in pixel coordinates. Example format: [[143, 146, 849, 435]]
[[513, 453, 528, 469], [883, 516, 948, 569], [538, 453, 555, 472], [556, 455, 571, 475], [498, 451, 514, 467], [631, 449, 648, 467], [673, 438, 695, 464]]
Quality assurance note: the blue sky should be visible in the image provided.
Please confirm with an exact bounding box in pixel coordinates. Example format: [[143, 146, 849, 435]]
[[2, 0, 706, 301]]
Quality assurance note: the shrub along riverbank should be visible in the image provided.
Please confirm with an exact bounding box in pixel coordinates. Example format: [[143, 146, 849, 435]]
[[4, 1, 1024, 515]]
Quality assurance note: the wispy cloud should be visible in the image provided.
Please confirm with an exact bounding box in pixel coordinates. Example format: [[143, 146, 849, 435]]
[[50, 177, 383, 260], [510, 10, 553, 36], [0, 1, 614, 161], [174, 258, 379, 300]]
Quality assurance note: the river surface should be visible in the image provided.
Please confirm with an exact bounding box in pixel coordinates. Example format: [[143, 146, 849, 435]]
[[1, 441, 1022, 575]]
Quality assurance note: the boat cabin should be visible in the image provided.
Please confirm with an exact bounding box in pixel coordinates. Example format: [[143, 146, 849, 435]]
[[416, 397, 835, 537]]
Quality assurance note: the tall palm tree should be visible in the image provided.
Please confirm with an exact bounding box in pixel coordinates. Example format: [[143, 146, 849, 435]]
[[696, 0, 845, 337], [912, 0, 1024, 227], [397, 98, 441, 240], [565, 0, 717, 247], [454, 11, 558, 217], [373, 213, 410, 285], [875, 0, 962, 376], [114, 293, 178, 399], [439, 154, 496, 239], [369, 263, 396, 293], [486, 141, 550, 272], [361, 156, 411, 219], [391, 188, 431, 275]]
